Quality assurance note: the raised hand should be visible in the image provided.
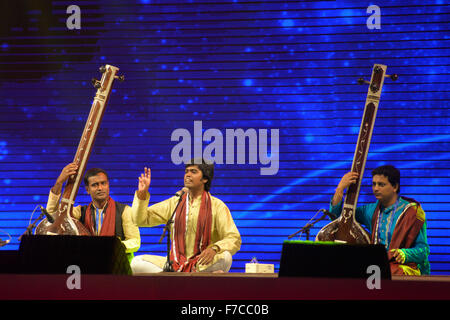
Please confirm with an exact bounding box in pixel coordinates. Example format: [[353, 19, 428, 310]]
[[52, 162, 78, 194], [137, 167, 151, 200]]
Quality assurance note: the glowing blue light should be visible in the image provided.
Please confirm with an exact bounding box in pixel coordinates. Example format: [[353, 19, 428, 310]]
[[280, 19, 294, 27], [0, 141, 8, 160]]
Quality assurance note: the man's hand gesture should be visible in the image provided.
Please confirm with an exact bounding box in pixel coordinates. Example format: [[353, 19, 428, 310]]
[[137, 167, 151, 200]]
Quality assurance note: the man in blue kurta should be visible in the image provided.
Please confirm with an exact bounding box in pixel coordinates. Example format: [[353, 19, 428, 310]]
[[329, 165, 430, 275]]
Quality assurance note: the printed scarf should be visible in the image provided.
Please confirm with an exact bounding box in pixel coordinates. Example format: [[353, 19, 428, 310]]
[[83, 197, 117, 236], [371, 196, 424, 275], [170, 191, 212, 272]]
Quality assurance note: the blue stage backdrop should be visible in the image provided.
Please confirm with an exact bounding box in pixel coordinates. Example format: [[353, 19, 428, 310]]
[[0, 0, 449, 274]]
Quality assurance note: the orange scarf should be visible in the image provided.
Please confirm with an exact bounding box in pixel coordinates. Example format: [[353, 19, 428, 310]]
[[170, 191, 212, 272], [83, 197, 116, 236]]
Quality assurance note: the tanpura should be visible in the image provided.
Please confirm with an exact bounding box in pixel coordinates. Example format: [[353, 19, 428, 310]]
[[316, 64, 398, 244], [35, 65, 124, 236]]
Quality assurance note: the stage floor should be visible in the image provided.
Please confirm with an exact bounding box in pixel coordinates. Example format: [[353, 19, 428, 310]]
[[1, 272, 450, 300]]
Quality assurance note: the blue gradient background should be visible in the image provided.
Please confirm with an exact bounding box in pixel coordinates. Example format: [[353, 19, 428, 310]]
[[0, 0, 449, 274]]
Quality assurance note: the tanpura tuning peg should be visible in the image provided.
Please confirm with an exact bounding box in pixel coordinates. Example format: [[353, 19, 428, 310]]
[[99, 65, 106, 73], [385, 74, 398, 81], [114, 75, 125, 82], [357, 78, 370, 85], [91, 78, 101, 88]]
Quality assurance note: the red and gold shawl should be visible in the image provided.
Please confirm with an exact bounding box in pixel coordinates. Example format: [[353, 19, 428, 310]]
[[83, 197, 117, 236], [371, 196, 425, 275], [170, 191, 212, 272]]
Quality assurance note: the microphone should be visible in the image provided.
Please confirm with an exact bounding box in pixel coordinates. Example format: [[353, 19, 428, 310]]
[[288, 208, 333, 240], [318, 208, 335, 220], [0, 229, 11, 247], [319, 208, 330, 215], [40, 206, 55, 223], [175, 187, 189, 197]]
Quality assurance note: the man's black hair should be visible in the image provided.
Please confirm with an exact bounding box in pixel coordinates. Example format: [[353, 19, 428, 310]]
[[83, 168, 109, 187], [372, 165, 400, 194], [185, 159, 214, 192]]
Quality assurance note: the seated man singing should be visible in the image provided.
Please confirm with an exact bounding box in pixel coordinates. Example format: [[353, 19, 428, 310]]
[[130, 159, 241, 273]]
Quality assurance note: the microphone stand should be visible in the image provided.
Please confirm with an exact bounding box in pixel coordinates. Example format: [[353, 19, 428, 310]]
[[288, 209, 332, 241], [160, 192, 185, 272], [19, 210, 46, 241]]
